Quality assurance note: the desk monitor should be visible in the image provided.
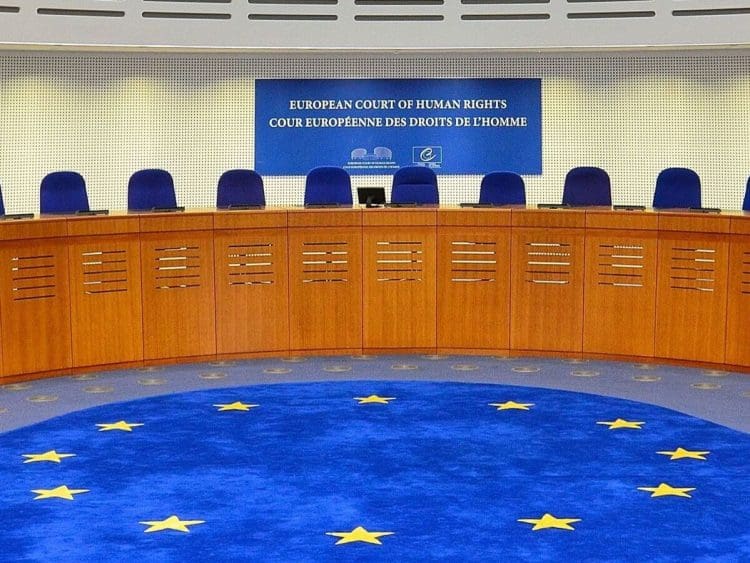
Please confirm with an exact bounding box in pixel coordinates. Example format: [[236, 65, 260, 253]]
[[0, 213, 34, 220], [357, 187, 386, 208]]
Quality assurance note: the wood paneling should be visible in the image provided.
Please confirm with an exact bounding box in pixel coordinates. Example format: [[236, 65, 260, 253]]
[[437, 225, 510, 350], [1, 208, 750, 379], [510, 227, 585, 352], [214, 228, 289, 354], [363, 222, 437, 349], [69, 235, 143, 367], [655, 232, 729, 363], [288, 222, 362, 352], [0, 235, 71, 375], [726, 235, 750, 365], [583, 231, 658, 356], [140, 229, 216, 360]]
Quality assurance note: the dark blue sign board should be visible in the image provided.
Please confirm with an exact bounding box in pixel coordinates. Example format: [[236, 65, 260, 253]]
[[255, 78, 541, 175]]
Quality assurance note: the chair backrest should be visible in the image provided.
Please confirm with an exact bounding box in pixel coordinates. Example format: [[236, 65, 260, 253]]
[[391, 166, 439, 205], [128, 169, 177, 211], [742, 176, 750, 211], [304, 166, 352, 205], [0, 183, 4, 215], [479, 172, 526, 205], [40, 171, 90, 214], [216, 169, 265, 208], [652, 167, 701, 209], [562, 167, 611, 206]]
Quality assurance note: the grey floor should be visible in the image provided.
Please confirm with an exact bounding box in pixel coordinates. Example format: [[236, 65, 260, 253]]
[[1, 355, 749, 434]]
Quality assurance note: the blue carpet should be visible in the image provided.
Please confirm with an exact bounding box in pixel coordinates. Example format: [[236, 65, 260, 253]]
[[1, 380, 749, 562]]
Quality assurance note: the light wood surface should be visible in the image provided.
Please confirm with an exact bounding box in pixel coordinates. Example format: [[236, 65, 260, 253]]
[[0, 208, 749, 380], [68, 234, 143, 367], [725, 235, 750, 365], [655, 232, 729, 363], [437, 223, 511, 350], [140, 228, 216, 360], [583, 230, 658, 356], [510, 226, 585, 352], [363, 222, 437, 349], [0, 233, 72, 375], [214, 227, 289, 354], [288, 220, 362, 352]]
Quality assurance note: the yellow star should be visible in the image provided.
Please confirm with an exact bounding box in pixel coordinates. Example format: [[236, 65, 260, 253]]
[[637, 483, 695, 498], [354, 395, 396, 405], [326, 526, 394, 545], [32, 485, 89, 501], [596, 418, 644, 430], [213, 401, 259, 412], [139, 515, 206, 533], [489, 401, 534, 410], [22, 450, 76, 464], [656, 447, 710, 461], [518, 513, 581, 531], [96, 421, 144, 432]]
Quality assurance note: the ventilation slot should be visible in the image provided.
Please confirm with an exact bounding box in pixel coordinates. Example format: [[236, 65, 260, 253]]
[[154, 246, 201, 290], [37, 8, 125, 17], [673, 7, 750, 17], [249, 0, 337, 3], [669, 246, 716, 292], [145, 0, 232, 3], [11, 254, 56, 301], [450, 241, 497, 283], [81, 249, 128, 295], [567, 10, 655, 18], [248, 12, 336, 19], [0, 6, 20, 13], [226, 243, 275, 286], [376, 240, 423, 282], [525, 242, 571, 285], [143, 11, 231, 19], [301, 241, 349, 283], [596, 243, 645, 288], [460, 0, 550, 20], [355, 14, 443, 20], [741, 251, 750, 295]]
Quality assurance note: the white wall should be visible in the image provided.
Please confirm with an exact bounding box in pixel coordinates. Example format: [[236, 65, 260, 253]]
[[0, 52, 748, 212]]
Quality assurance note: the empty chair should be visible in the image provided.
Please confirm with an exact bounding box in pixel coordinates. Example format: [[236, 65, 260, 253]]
[[216, 169, 265, 208], [304, 166, 352, 206], [742, 176, 750, 211], [40, 171, 90, 214], [479, 171, 526, 205], [562, 167, 611, 207], [652, 167, 701, 209], [128, 168, 177, 211], [391, 166, 439, 205]]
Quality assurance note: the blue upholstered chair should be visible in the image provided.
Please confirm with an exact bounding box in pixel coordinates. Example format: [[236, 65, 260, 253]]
[[479, 172, 526, 205], [304, 166, 352, 206], [128, 169, 177, 211], [652, 167, 701, 209], [562, 167, 611, 207], [0, 183, 5, 215], [742, 176, 750, 211], [391, 166, 439, 205], [216, 169, 265, 208], [40, 171, 90, 214]]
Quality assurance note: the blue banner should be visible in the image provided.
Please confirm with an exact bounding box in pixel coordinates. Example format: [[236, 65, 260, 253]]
[[255, 78, 541, 175]]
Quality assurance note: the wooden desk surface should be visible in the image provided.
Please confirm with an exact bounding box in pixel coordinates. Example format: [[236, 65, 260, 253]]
[[0, 206, 748, 379]]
